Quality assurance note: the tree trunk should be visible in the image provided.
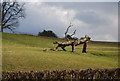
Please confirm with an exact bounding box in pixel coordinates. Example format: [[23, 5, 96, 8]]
[[82, 43, 87, 53], [1, 26, 3, 32]]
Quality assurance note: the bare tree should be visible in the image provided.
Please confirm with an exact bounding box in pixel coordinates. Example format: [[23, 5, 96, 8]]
[[64, 22, 76, 41], [1, 1, 25, 32]]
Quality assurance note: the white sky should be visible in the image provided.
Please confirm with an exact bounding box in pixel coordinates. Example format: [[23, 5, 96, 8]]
[[20, 0, 119, 2], [3, 0, 119, 42], [14, 2, 118, 42], [1, 0, 120, 2]]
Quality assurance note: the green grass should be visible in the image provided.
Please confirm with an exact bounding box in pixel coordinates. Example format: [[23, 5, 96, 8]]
[[2, 33, 119, 71]]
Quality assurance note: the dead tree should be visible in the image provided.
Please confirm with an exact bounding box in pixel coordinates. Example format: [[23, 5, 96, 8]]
[[64, 23, 76, 41], [53, 35, 91, 53], [1, 2, 25, 32]]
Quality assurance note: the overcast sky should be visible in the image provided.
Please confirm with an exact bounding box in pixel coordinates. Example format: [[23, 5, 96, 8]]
[[14, 2, 118, 42]]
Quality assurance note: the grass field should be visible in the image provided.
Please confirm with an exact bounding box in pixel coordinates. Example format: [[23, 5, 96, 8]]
[[2, 33, 119, 71]]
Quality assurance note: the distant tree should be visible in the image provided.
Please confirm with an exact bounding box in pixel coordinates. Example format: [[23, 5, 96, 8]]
[[1, 1, 25, 32], [38, 30, 58, 38]]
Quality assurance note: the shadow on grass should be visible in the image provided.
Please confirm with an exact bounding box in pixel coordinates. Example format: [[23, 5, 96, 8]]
[[43, 48, 81, 55], [90, 52, 117, 58]]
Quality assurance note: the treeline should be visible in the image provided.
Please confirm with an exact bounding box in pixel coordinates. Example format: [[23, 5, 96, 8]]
[[11, 30, 58, 38], [2, 68, 120, 81], [38, 30, 58, 38]]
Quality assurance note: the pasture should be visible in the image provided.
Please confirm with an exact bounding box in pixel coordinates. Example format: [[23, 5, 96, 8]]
[[2, 33, 119, 71]]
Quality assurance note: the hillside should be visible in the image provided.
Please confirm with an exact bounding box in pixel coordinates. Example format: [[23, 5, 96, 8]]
[[2, 33, 119, 71]]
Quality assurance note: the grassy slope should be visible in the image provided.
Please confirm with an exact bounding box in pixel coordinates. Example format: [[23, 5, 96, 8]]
[[2, 33, 119, 71]]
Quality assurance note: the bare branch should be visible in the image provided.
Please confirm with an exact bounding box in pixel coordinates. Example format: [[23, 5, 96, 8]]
[[65, 26, 71, 36], [2, 2, 15, 21], [64, 22, 76, 41], [65, 23, 73, 37], [2, 14, 12, 27], [1, 2, 25, 32], [70, 30, 76, 36], [7, 26, 15, 33]]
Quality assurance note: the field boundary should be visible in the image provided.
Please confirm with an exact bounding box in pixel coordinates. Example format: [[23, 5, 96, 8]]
[[1, 68, 120, 80]]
